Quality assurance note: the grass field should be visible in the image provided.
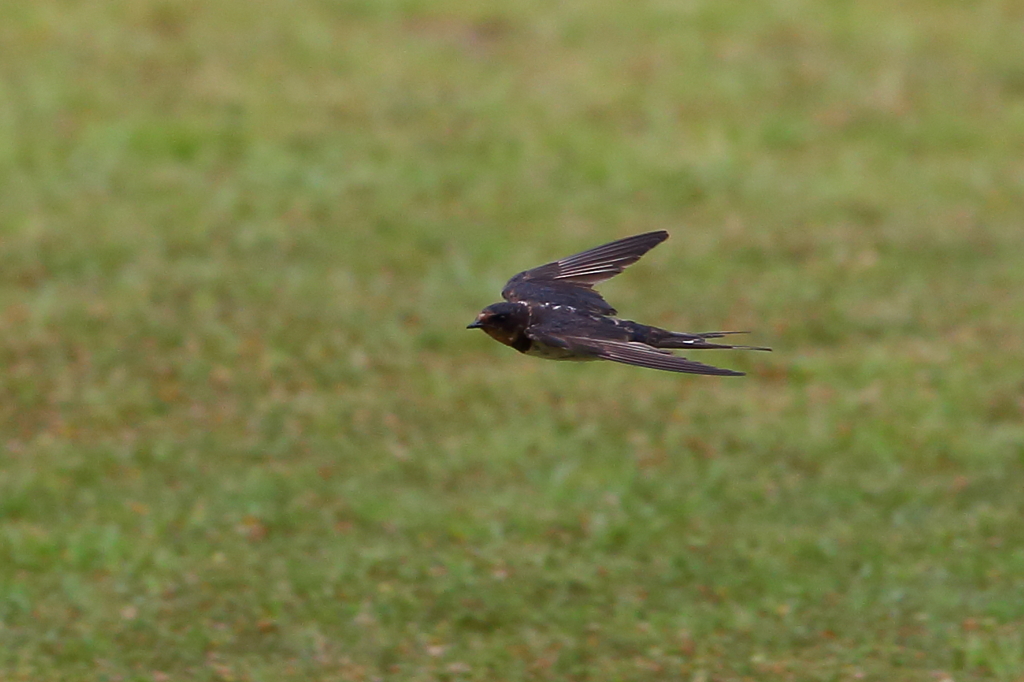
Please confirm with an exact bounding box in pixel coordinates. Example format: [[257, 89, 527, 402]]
[[2, 0, 1024, 679]]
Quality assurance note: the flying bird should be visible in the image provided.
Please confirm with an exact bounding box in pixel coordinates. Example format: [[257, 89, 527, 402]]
[[467, 230, 770, 376]]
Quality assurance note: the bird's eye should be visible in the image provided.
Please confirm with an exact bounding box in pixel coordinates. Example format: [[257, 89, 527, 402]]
[[493, 314, 507, 321]]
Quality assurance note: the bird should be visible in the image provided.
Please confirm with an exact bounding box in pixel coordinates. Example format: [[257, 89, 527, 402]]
[[467, 230, 770, 376]]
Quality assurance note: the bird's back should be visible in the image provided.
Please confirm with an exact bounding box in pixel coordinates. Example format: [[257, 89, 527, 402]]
[[529, 303, 647, 343]]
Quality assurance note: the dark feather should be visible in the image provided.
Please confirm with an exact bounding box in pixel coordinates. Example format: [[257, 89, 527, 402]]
[[502, 231, 669, 315], [528, 330, 745, 376]]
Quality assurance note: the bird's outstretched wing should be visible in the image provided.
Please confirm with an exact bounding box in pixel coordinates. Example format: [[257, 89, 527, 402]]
[[502, 231, 669, 315], [527, 329, 744, 376]]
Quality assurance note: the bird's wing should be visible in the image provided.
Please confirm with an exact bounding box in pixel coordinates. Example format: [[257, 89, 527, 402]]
[[502, 231, 669, 315], [527, 329, 744, 376]]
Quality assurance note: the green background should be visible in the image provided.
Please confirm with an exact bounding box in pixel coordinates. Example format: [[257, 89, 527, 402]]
[[2, 0, 1024, 679]]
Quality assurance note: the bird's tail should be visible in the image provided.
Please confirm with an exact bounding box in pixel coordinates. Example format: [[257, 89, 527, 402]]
[[653, 330, 772, 352]]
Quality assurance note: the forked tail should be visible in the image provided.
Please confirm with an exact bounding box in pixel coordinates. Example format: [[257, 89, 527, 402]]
[[654, 330, 772, 352]]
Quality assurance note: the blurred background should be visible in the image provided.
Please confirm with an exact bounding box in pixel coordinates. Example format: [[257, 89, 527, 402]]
[[2, 0, 1024, 679]]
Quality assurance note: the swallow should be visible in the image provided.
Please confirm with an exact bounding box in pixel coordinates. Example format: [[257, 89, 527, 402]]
[[467, 230, 770, 376]]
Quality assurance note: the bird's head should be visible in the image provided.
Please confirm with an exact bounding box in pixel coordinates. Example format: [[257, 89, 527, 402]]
[[467, 302, 528, 345]]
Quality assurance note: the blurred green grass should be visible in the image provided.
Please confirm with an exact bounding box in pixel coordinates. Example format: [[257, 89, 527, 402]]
[[2, 0, 1024, 679]]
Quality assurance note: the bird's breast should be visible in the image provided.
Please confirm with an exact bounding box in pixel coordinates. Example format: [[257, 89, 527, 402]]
[[523, 340, 592, 361]]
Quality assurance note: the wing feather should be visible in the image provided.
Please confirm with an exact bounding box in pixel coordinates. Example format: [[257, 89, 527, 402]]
[[527, 330, 745, 376], [591, 340, 744, 376], [502, 231, 669, 314]]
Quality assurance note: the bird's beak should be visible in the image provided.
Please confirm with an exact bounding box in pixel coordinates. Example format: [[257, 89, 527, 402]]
[[466, 320, 483, 329]]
